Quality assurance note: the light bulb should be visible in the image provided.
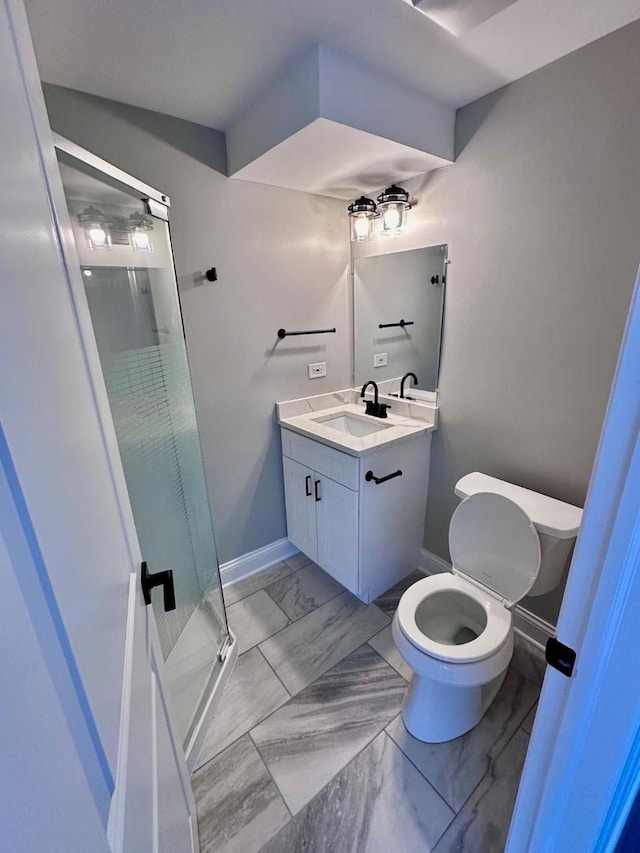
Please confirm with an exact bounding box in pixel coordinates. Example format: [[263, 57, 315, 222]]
[[354, 215, 371, 241], [382, 206, 401, 231], [83, 269, 93, 277], [88, 226, 107, 247], [132, 230, 151, 252]]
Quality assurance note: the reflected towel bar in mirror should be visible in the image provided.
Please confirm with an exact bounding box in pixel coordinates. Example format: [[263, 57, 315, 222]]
[[378, 319, 414, 329], [277, 327, 336, 339]]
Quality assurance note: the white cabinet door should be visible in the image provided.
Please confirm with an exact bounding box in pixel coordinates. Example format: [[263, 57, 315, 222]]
[[316, 476, 359, 593], [283, 456, 318, 562]]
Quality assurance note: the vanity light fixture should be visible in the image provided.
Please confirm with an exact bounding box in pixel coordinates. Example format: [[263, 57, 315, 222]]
[[347, 195, 377, 242], [128, 212, 154, 253], [347, 185, 412, 241], [377, 184, 411, 236], [77, 205, 112, 250]]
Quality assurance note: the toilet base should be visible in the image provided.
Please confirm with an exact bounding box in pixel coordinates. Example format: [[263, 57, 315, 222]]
[[401, 668, 507, 743]]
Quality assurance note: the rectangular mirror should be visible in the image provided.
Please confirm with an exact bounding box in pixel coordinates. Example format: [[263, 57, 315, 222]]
[[353, 244, 447, 397]]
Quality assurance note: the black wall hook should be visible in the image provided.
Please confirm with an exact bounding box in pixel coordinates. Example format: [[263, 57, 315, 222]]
[[205, 267, 217, 282]]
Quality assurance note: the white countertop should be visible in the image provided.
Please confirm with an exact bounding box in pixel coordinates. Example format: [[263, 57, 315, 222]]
[[276, 390, 437, 456]]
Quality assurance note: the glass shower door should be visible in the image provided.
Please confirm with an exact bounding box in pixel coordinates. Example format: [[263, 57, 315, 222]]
[[56, 147, 228, 750]]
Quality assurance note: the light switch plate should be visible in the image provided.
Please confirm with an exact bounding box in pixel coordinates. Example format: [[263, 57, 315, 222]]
[[374, 353, 388, 367], [308, 362, 327, 379]]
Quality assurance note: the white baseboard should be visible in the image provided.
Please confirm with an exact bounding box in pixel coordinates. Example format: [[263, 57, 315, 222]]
[[419, 548, 554, 647], [419, 548, 451, 576], [219, 537, 299, 586]]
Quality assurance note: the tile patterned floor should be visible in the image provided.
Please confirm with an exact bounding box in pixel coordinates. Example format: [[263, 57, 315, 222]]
[[193, 558, 540, 853]]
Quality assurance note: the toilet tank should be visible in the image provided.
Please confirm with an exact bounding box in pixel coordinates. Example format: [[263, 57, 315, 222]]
[[455, 472, 583, 597]]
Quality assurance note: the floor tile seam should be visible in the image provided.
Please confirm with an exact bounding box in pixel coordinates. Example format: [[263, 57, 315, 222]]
[[257, 604, 390, 697], [247, 729, 295, 820], [383, 690, 537, 818], [383, 718, 461, 815], [244, 646, 406, 808], [226, 581, 295, 612], [250, 641, 405, 741], [284, 557, 313, 573], [520, 704, 537, 736], [437, 719, 532, 829], [365, 630, 412, 683], [256, 645, 293, 699], [192, 663, 292, 774], [222, 565, 295, 606], [192, 690, 290, 777], [382, 728, 457, 818], [431, 808, 459, 853], [260, 718, 403, 820], [258, 589, 294, 627], [281, 619, 396, 697], [487, 691, 538, 765], [491, 703, 534, 762], [256, 589, 347, 656], [263, 585, 345, 626], [227, 588, 293, 648]]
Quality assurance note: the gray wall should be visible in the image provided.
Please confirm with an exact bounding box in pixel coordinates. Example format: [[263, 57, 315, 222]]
[[353, 21, 640, 623], [44, 19, 640, 625], [43, 84, 351, 565]]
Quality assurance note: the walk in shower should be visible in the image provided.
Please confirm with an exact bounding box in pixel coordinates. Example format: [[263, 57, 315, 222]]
[[54, 138, 231, 759]]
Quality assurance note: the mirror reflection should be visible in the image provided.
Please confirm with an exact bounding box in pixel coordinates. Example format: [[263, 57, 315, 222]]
[[353, 244, 447, 397]]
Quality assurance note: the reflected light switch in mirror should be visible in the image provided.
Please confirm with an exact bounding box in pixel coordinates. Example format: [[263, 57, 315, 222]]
[[374, 353, 388, 368]]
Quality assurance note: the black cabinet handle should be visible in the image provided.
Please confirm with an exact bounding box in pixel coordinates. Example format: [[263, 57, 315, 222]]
[[315, 479, 321, 502], [305, 475, 312, 497], [141, 561, 176, 612], [365, 469, 403, 485]]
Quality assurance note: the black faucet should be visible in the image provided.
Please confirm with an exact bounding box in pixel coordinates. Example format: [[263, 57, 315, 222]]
[[400, 372, 418, 399], [360, 380, 391, 418]]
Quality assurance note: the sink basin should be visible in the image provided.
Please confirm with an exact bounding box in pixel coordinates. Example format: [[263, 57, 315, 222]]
[[312, 412, 391, 437]]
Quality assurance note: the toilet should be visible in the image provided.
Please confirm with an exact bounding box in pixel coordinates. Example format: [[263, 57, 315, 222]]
[[392, 472, 582, 743]]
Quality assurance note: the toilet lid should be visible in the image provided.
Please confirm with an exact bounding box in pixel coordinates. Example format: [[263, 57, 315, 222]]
[[449, 492, 541, 607]]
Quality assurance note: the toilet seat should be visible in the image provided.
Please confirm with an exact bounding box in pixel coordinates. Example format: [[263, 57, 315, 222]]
[[449, 491, 541, 606], [396, 574, 512, 664], [396, 493, 541, 664]]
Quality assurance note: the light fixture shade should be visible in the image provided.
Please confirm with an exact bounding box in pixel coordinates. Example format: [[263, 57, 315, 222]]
[[128, 212, 154, 253], [77, 205, 112, 250], [347, 195, 377, 242], [377, 185, 411, 236]]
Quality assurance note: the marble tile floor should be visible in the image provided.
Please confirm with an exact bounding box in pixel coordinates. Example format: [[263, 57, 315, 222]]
[[193, 557, 540, 853]]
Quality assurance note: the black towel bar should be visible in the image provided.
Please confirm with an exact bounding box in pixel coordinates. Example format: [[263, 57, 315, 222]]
[[378, 320, 414, 329], [277, 327, 336, 339]]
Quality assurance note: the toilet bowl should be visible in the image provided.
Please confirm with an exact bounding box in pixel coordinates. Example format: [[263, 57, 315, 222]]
[[393, 473, 582, 743]]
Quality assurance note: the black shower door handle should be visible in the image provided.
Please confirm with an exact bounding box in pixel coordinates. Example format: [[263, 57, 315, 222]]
[[141, 561, 176, 612]]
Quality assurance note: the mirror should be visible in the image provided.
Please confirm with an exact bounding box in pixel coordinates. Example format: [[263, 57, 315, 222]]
[[353, 244, 447, 399]]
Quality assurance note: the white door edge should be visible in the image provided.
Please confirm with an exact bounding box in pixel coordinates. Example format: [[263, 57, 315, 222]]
[[507, 265, 640, 851], [106, 573, 138, 852]]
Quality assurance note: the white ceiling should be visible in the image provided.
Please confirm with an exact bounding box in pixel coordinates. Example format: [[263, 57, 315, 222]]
[[232, 117, 453, 199], [25, 0, 640, 130]]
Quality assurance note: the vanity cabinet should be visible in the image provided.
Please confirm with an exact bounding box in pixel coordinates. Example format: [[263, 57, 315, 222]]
[[281, 427, 431, 602], [283, 456, 359, 590]]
